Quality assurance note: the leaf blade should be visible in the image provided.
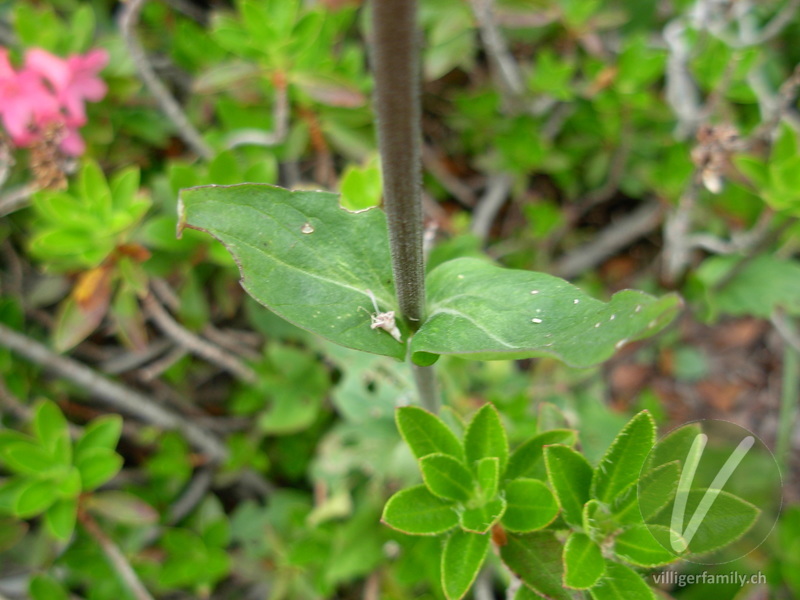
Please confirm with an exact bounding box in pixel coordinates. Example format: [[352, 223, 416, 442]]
[[441, 530, 490, 600], [179, 184, 406, 359], [412, 258, 681, 365]]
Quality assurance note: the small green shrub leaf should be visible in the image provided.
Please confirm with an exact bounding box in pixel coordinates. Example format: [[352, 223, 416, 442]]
[[613, 461, 680, 525], [464, 403, 508, 473], [0, 441, 57, 475], [563, 532, 605, 589], [589, 561, 656, 600], [544, 444, 592, 527], [75, 415, 123, 457], [75, 448, 123, 491], [33, 400, 70, 460], [179, 184, 407, 359], [44, 498, 77, 540], [29, 574, 69, 600], [14, 479, 59, 518], [476, 457, 499, 500], [505, 429, 577, 480], [86, 491, 159, 525], [441, 529, 490, 600], [420, 454, 474, 502], [396, 406, 463, 461], [460, 497, 506, 533], [500, 532, 572, 600], [614, 524, 683, 567], [411, 258, 681, 365], [648, 489, 760, 556], [382, 485, 458, 535], [591, 411, 656, 504], [501, 478, 559, 532]]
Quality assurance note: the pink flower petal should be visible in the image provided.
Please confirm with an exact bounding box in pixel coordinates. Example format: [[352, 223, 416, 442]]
[[25, 48, 70, 91]]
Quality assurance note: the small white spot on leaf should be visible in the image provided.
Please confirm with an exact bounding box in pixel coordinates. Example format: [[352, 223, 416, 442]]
[[635, 305, 642, 313], [573, 299, 579, 304], [301, 222, 315, 234], [531, 290, 539, 295], [531, 318, 543, 324], [457, 274, 464, 279]]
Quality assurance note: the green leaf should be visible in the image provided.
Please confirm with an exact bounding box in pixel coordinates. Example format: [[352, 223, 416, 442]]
[[591, 411, 656, 504], [75, 415, 123, 458], [460, 497, 507, 533], [544, 444, 592, 527], [178, 184, 407, 359], [563, 532, 605, 589], [476, 457, 499, 500], [464, 403, 508, 473], [14, 479, 59, 518], [647, 489, 760, 556], [33, 400, 69, 457], [583, 500, 615, 541], [396, 406, 464, 461], [339, 158, 382, 211], [45, 498, 77, 540], [613, 461, 680, 525], [80, 160, 112, 217], [0, 441, 57, 475], [411, 258, 681, 365], [75, 448, 123, 491], [441, 530, 490, 600], [501, 478, 559, 532], [506, 429, 577, 480], [500, 532, 572, 600], [382, 485, 458, 535], [86, 491, 159, 525], [0, 477, 27, 515], [589, 561, 656, 600], [420, 454, 474, 502], [696, 255, 800, 319], [614, 524, 683, 567], [29, 574, 69, 600]]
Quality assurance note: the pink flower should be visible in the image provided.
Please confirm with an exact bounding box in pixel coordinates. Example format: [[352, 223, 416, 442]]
[[26, 48, 108, 123], [0, 46, 108, 156], [0, 48, 59, 145]]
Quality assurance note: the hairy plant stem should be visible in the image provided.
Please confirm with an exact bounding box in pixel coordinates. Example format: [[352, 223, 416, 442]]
[[370, 0, 439, 412]]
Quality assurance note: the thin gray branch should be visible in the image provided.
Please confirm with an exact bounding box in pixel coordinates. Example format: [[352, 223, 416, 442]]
[[471, 173, 513, 242], [99, 339, 172, 374], [555, 202, 665, 279], [0, 322, 227, 461], [0, 183, 38, 217], [143, 292, 258, 384], [225, 83, 289, 149], [421, 144, 477, 208], [118, 0, 212, 159], [771, 309, 800, 354], [79, 511, 155, 600], [470, 0, 525, 108], [167, 467, 214, 524]]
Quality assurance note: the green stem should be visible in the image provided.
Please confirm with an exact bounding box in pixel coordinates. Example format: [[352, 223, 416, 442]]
[[370, 0, 440, 412], [412, 363, 440, 413], [776, 344, 798, 474]]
